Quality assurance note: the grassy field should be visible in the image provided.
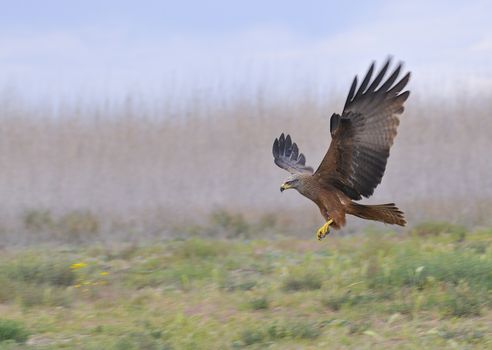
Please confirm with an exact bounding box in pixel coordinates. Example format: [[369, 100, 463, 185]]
[[0, 224, 492, 349]]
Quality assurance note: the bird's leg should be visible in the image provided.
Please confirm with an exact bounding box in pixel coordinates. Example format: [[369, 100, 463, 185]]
[[317, 219, 334, 240]]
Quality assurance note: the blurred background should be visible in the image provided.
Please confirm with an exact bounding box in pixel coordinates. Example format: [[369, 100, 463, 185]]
[[0, 0, 491, 243]]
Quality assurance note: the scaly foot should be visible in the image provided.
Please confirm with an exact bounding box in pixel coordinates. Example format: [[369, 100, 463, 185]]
[[316, 219, 334, 240]]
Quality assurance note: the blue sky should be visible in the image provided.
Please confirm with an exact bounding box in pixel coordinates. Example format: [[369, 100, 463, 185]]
[[1, 0, 491, 102]]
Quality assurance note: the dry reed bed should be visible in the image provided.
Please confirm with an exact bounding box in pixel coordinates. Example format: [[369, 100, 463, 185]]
[[0, 89, 490, 239]]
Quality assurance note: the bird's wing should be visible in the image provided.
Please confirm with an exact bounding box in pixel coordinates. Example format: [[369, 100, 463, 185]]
[[272, 133, 313, 175], [314, 59, 410, 200]]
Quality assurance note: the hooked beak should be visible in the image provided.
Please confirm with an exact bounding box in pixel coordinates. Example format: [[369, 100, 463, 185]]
[[280, 183, 291, 192]]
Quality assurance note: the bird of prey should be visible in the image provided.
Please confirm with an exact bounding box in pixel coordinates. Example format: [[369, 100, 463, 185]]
[[273, 59, 410, 240]]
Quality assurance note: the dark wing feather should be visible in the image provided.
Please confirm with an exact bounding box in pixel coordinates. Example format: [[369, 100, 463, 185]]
[[315, 58, 410, 200], [273, 133, 313, 174]]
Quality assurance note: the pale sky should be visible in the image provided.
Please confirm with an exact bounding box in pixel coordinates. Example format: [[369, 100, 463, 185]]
[[1, 0, 491, 103]]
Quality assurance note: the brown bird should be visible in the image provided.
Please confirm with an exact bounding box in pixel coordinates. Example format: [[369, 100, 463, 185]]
[[273, 59, 410, 240]]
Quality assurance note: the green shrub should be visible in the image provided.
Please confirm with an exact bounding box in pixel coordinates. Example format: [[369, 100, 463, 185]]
[[248, 297, 269, 310], [237, 320, 321, 346], [265, 323, 288, 340], [0, 320, 29, 343], [287, 321, 321, 340], [282, 273, 322, 292], [239, 329, 264, 346], [322, 292, 384, 311], [5, 259, 75, 287], [322, 295, 345, 311], [442, 284, 484, 317]]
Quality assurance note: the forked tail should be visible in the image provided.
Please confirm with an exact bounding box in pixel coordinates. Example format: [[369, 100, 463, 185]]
[[348, 202, 406, 226]]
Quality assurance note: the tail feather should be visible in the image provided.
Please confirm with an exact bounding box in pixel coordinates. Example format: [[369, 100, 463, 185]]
[[348, 202, 406, 226]]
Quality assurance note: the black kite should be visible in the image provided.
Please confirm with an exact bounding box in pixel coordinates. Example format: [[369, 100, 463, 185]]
[[273, 59, 410, 239]]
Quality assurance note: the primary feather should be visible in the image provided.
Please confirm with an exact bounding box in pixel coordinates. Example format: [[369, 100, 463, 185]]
[[315, 58, 410, 199], [272, 133, 313, 175]]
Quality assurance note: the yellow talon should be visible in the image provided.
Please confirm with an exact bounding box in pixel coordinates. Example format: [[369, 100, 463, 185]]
[[317, 219, 334, 240]]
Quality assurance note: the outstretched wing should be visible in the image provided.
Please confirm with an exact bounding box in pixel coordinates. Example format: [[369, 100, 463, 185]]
[[314, 59, 411, 200], [273, 133, 313, 174]]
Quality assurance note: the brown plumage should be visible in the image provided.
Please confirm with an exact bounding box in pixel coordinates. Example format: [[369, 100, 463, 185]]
[[273, 59, 410, 238]]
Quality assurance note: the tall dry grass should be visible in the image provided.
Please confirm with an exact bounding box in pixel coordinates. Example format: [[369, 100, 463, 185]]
[[0, 86, 491, 241]]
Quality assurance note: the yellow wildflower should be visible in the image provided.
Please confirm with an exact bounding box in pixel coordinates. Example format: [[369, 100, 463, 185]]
[[99, 271, 109, 276], [70, 262, 87, 270]]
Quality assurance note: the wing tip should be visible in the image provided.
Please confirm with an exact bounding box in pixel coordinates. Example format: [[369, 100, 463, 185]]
[[272, 133, 312, 174], [272, 137, 279, 157]]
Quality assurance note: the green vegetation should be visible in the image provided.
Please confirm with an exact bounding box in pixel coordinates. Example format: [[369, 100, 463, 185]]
[[411, 221, 467, 241], [247, 296, 269, 311], [236, 320, 321, 347], [282, 272, 323, 292], [0, 224, 492, 348], [0, 320, 29, 344], [23, 209, 100, 244]]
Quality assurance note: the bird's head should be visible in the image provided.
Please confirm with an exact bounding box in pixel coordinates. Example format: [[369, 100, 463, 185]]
[[280, 174, 305, 192]]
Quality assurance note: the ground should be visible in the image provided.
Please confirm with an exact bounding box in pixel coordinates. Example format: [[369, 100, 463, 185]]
[[0, 224, 492, 349]]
